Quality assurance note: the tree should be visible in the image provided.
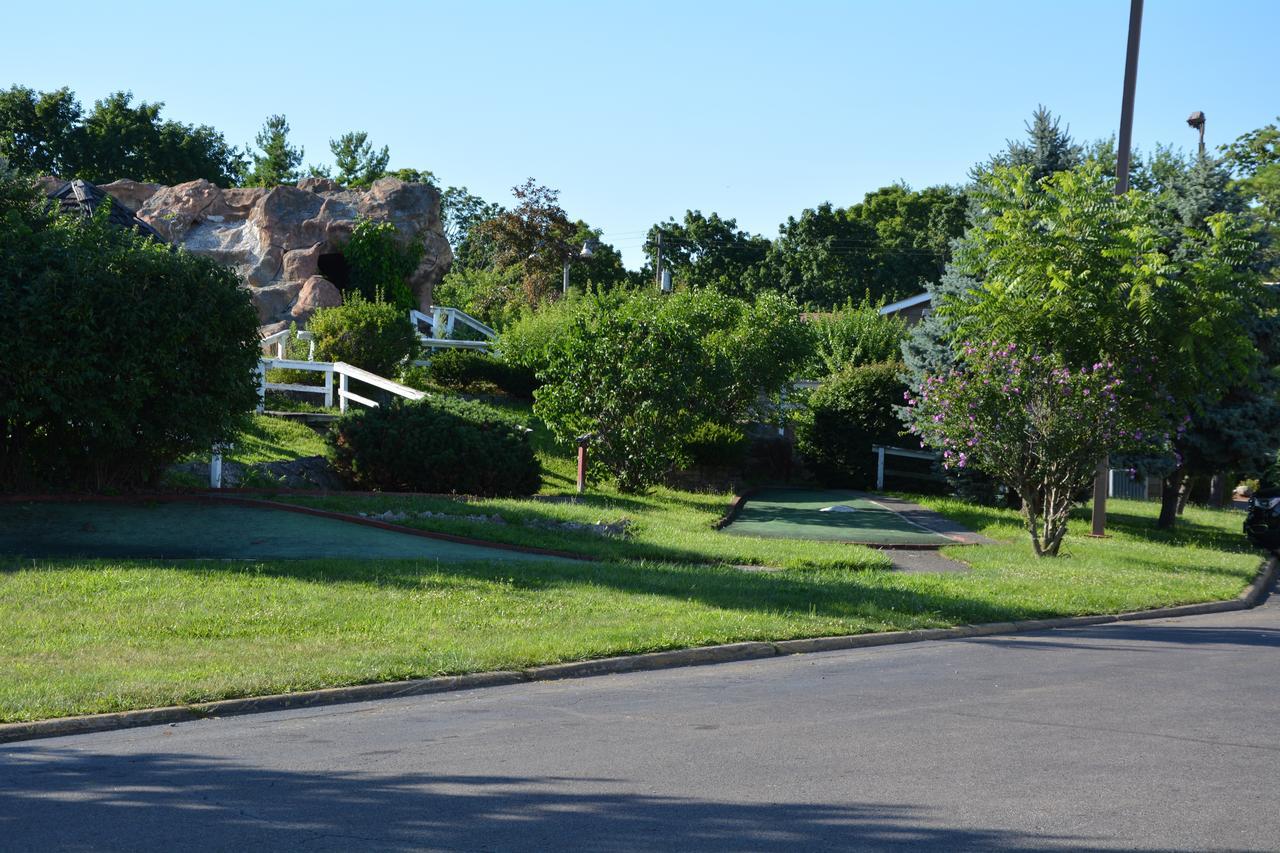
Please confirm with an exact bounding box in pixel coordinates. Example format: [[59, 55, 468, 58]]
[[244, 114, 303, 187], [909, 343, 1163, 556], [935, 163, 1263, 529], [0, 86, 244, 185], [641, 210, 770, 296], [846, 183, 968, 302], [0, 86, 82, 176], [977, 105, 1082, 184], [744, 202, 878, 308], [810, 300, 907, 376], [1222, 117, 1280, 275], [330, 131, 390, 188], [0, 166, 260, 490], [388, 168, 437, 186], [440, 185, 503, 271]]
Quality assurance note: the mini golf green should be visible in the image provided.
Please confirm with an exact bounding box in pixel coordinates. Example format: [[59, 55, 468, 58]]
[[721, 489, 955, 547], [0, 501, 560, 562]]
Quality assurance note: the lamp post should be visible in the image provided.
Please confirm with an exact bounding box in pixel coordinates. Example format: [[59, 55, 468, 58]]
[[1187, 111, 1206, 158], [562, 239, 597, 295]]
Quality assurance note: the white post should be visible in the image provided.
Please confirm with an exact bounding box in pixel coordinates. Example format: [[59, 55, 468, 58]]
[[255, 362, 266, 413], [276, 339, 286, 359], [339, 371, 349, 413], [210, 448, 223, 489], [876, 447, 886, 491], [432, 307, 446, 339], [445, 309, 457, 337], [307, 338, 316, 361], [324, 365, 334, 409]]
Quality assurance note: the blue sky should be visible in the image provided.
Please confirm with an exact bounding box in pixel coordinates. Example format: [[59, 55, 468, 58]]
[[4, 0, 1277, 267]]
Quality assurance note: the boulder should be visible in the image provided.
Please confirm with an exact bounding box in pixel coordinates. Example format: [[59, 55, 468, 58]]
[[283, 243, 323, 281], [252, 282, 303, 325], [121, 177, 452, 324], [98, 179, 162, 211], [290, 275, 343, 323]]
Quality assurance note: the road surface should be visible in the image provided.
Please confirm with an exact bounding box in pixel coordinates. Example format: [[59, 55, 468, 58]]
[[3, 591, 1277, 851]]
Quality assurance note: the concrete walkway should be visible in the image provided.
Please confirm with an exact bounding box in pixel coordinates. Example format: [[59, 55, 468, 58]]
[[3, 588, 1277, 851]]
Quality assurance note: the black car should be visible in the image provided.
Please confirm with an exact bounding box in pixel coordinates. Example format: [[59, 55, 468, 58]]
[[1244, 487, 1280, 551]]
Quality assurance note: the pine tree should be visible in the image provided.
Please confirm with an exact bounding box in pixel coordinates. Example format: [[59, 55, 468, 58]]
[[975, 106, 1082, 185], [243, 114, 303, 187], [330, 131, 390, 188]]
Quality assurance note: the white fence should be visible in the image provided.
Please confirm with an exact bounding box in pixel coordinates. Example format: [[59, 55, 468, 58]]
[[257, 359, 424, 412], [410, 307, 496, 357]]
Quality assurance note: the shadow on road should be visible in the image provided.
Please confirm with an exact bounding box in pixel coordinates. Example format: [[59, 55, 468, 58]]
[[966, 624, 1280, 654], [0, 747, 1117, 851]]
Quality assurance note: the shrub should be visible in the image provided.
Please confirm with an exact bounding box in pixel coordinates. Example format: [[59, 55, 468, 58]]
[[795, 362, 909, 488], [328, 396, 540, 496], [906, 342, 1167, 556], [681, 421, 748, 469], [425, 349, 537, 399], [0, 169, 260, 491], [496, 296, 590, 385], [343, 218, 422, 311], [808, 300, 907, 376], [535, 295, 705, 492], [535, 290, 810, 492], [432, 265, 526, 329], [308, 294, 418, 377]]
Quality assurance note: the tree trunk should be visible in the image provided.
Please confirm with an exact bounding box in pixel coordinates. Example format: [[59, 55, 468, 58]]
[[1176, 477, 1191, 515], [1157, 467, 1185, 529], [1208, 473, 1228, 508]]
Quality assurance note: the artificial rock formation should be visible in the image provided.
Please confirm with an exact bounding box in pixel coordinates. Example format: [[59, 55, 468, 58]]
[[97, 177, 452, 329]]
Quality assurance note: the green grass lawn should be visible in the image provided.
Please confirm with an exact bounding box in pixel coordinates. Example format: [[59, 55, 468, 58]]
[[0, 496, 1263, 723], [11, 397, 1257, 724]]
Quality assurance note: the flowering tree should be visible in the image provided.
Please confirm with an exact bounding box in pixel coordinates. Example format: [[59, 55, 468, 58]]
[[906, 342, 1164, 556]]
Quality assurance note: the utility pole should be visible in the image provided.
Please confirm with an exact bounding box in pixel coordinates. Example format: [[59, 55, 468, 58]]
[[1188, 111, 1207, 158], [1092, 0, 1144, 538], [654, 231, 663, 290]]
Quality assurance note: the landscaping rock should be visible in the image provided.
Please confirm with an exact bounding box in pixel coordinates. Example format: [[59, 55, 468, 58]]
[[290, 275, 343, 322], [252, 282, 303, 325], [98, 179, 162, 211], [170, 455, 343, 490], [128, 177, 451, 323]]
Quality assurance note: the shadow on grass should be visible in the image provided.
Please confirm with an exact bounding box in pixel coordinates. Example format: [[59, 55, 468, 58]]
[[0, 749, 1108, 852], [8, 553, 1046, 630]]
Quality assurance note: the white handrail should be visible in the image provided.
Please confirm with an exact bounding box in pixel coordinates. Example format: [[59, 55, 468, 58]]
[[333, 361, 425, 412], [258, 358, 335, 410]]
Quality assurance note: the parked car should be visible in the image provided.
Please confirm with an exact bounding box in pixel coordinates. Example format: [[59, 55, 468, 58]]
[[1243, 488, 1280, 551]]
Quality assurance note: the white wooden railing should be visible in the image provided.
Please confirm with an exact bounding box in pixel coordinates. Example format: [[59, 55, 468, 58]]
[[260, 328, 315, 360], [257, 359, 424, 412], [410, 307, 495, 357]]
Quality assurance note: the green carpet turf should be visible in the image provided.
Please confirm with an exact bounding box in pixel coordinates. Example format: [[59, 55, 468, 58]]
[[721, 489, 953, 546], [0, 501, 559, 562]]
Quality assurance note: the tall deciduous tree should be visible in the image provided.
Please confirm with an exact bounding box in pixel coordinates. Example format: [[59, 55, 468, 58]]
[[1223, 117, 1280, 276], [0, 86, 244, 185], [641, 210, 770, 296], [243, 115, 303, 187], [935, 163, 1263, 528]]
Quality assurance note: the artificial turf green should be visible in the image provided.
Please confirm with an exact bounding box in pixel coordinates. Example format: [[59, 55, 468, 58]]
[[720, 489, 955, 545]]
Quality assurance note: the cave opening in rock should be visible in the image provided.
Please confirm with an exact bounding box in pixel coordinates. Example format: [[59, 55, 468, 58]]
[[317, 252, 352, 294]]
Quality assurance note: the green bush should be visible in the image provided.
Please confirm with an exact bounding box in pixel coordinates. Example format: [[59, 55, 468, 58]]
[[432, 265, 526, 329], [795, 362, 909, 487], [496, 296, 591, 385], [807, 300, 907, 376], [0, 169, 260, 491], [681, 421, 748, 469], [343, 218, 423, 311], [534, 289, 809, 492], [308, 295, 418, 377], [327, 396, 540, 496], [425, 349, 537, 399]]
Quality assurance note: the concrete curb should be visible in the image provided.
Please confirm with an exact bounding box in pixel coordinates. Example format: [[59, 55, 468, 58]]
[[2, 556, 1273, 746]]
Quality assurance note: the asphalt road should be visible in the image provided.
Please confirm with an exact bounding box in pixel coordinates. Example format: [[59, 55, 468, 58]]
[[3, 592, 1278, 852]]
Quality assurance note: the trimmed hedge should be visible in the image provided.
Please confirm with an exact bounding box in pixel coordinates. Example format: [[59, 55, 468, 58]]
[[0, 171, 260, 491], [795, 362, 909, 488], [327, 396, 540, 496]]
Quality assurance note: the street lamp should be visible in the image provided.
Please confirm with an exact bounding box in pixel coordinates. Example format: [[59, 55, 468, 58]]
[[1187, 111, 1206, 158], [563, 239, 597, 295]]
